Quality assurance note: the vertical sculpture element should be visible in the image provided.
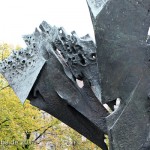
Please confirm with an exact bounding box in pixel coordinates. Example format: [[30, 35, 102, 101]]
[[87, 0, 150, 149]]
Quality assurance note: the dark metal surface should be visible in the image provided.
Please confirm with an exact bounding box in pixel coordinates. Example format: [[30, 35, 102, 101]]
[[88, 0, 150, 103], [87, 0, 150, 149]]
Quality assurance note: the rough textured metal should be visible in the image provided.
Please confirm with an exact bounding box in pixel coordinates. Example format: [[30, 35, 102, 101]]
[[87, 0, 150, 149], [54, 28, 101, 101], [0, 21, 109, 150], [86, 0, 109, 18], [1, 0, 150, 149], [0, 31, 46, 103], [88, 0, 150, 104]]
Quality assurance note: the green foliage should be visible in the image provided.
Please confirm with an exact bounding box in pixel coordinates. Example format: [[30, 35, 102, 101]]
[[0, 43, 103, 150], [0, 76, 58, 149]]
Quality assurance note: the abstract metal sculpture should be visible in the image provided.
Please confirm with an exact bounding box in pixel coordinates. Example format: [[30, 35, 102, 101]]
[[87, 0, 150, 149], [1, 0, 150, 149]]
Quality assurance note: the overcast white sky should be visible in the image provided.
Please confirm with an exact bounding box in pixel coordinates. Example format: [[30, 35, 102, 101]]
[[0, 0, 95, 47]]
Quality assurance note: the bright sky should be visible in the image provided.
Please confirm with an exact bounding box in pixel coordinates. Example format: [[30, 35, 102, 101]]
[[0, 0, 95, 47]]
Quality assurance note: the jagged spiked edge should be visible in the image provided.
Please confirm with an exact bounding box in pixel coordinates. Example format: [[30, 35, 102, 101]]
[[0, 21, 100, 104]]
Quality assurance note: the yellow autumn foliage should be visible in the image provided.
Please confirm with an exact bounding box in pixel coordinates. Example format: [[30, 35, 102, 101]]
[[0, 43, 102, 150]]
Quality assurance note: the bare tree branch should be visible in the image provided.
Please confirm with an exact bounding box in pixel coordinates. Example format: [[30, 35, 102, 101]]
[[33, 125, 53, 143], [0, 85, 10, 91], [0, 119, 9, 126]]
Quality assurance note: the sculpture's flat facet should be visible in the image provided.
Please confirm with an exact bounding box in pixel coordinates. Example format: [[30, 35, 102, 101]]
[[28, 56, 108, 149], [54, 28, 102, 101], [86, 0, 109, 18], [87, 0, 150, 149], [87, 0, 150, 103], [107, 77, 150, 150]]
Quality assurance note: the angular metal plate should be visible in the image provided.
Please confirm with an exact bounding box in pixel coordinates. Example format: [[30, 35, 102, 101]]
[[87, 0, 150, 103]]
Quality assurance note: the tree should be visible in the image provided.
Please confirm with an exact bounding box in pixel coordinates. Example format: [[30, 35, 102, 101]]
[[0, 43, 103, 150]]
